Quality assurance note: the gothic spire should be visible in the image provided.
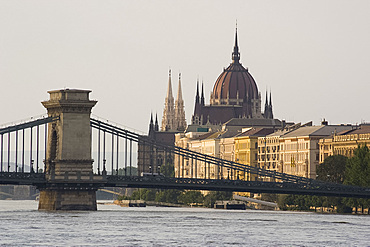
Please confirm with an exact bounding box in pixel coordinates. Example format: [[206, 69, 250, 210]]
[[175, 72, 187, 131], [155, 113, 159, 131], [149, 112, 154, 133], [195, 79, 200, 104], [166, 69, 174, 100], [265, 91, 268, 106], [232, 23, 240, 63], [201, 82, 205, 106], [177, 73, 183, 101], [269, 90, 274, 119], [161, 69, 175, 131], [269, 91, 273, 107]]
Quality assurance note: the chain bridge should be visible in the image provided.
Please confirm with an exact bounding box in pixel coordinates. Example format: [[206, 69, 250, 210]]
[[0, 89, 369, 210]]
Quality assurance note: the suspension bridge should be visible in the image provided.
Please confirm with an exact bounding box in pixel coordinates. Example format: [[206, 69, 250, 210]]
[[0, 89, 369, 210]]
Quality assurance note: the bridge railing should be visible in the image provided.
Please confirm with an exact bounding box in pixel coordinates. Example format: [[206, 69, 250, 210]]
[[0, 116, 59, 174], [90, 118, 324, 186]]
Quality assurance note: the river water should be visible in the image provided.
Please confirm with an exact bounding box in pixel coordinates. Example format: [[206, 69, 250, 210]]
[[0, 200, 369, 247]]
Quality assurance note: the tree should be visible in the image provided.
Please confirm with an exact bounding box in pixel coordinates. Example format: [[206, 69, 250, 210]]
[[155, 189, 182, 204], [178, 191, 204, 205], [344, 145, 370, 211], [345, 145, 370, 187], [317, 155, 347, 183], [130, 188, 156, 201]]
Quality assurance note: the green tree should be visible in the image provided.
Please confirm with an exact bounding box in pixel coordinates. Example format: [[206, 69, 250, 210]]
[[155, 189, 182, 204], [178, 191, 204, 205], [317, 155, 347, 183], [130, 188, 156, 201], [345, 145, 370, 187], [344, 145, 370, 211]]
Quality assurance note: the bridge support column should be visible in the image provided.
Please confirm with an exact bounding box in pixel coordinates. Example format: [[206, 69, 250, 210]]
[[38, 189, 97, 211], [39, 89, 98, 211]]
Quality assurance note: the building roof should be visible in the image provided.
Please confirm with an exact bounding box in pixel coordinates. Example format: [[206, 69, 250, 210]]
[[223, 118, 282, 128], [283, 125, 354, 138], [236, 128, 275, 138], [336, 124, 370, 135]]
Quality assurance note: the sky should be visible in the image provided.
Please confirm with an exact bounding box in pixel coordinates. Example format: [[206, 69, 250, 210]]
[[1, 0, 369, 133]]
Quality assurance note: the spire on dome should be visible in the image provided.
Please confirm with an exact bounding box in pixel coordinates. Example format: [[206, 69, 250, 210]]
[[232, 22, 240, 63]]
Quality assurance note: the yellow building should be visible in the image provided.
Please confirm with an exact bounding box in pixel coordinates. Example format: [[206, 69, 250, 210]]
[[319, 124, 370, 162], [235, 128, 274, 181], [279, 125, 353, 179], [174, 127, 274, 181]]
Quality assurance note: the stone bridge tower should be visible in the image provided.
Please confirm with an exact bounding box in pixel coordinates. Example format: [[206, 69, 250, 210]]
[[39, 89, 98, 210]]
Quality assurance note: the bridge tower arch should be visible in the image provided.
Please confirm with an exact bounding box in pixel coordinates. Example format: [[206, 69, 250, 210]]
[[39, 89, 97, 210]]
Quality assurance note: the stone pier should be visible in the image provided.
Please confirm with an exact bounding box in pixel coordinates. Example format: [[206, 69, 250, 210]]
[[38, 89, 98, 210]]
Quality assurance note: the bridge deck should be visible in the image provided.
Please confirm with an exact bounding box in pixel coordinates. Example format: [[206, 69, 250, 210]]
[[1, 172, 369, 198]]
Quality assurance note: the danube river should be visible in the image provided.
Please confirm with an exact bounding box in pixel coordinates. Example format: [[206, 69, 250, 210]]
[[0, 200, 369, 246]]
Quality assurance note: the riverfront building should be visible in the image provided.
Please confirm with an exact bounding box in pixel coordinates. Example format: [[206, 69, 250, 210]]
[[318, 123, 370, 162], [277, 124, 353, 179]]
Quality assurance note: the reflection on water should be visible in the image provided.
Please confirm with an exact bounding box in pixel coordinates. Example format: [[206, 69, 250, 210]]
[[0, 200, 369, 246]]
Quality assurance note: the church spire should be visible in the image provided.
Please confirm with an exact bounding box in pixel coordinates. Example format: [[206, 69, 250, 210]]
[[269, 91, 274, 119], [195, 79, 200, 104], [149, 112, 154, 135], [265, 91, 268, 107], [201, 82, 205, 106], [177, 73, 183, 101], [175, 72, 187, 131], [232, 23, 240, 63], [166, 69, 174, 100], [161, 69, 175, 131], [155, 113, 159, 131]]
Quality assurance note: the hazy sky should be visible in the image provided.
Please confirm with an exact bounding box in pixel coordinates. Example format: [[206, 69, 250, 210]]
[[1, 1, 369, 133]]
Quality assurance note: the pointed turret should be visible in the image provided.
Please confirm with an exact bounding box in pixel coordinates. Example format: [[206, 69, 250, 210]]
[[192, 79, 202, 125], [269, 91, 274, 119], [195, 79, 200, 104], [155, 113, 159, 131], [201, 82, 205, 106], [263, 90, 274, 119], [149, 112, 155, 136], [177, 73, 183, 101], [269, 91, 273, 107], [166, 69, 174, 100], [161, 69, 175, 131], [264, 91, 269, 118], [175, 72, 187, 131]]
